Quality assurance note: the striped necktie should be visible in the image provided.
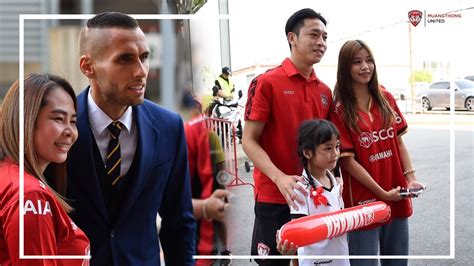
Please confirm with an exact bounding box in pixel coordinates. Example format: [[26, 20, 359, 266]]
[[106, 121, 122, 186]]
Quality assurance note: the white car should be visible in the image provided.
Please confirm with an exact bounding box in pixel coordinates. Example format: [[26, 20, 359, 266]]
[[417, 79, 474, 111]]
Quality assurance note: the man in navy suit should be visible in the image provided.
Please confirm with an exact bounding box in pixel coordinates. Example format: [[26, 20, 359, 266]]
[[66, 12, 196, 265]]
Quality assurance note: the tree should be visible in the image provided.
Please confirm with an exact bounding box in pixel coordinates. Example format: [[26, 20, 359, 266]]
[[411, 70, 433, 83]]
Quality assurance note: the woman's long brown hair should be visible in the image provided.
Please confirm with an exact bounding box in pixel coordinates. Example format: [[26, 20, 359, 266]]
[[333, 40, 395, 132], [0, 73, 77, 212]]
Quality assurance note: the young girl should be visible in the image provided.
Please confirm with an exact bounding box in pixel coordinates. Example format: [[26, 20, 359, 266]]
[[278, 119, 349, 266], [330, 40, 425, 266]]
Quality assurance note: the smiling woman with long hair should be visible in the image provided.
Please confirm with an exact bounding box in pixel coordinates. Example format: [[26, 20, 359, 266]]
[[330, 40, 425, 266], [0, 73, 90, 265]]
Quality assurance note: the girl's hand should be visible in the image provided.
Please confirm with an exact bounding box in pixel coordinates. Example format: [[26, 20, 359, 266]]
[[276, 230, 298, 255], [381, 186, 403, 202], [408, 180, 425, 190], [406, 180, 426, 198]]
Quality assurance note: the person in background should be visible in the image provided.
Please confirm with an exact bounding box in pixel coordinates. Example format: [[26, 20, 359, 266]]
[[181, 91, 232, 265], [0, 73, 90, 265], [243, 8, 332, 265], [213, 67, 235, 101], [330, 39, 425, 266], [66, 12, 195, 265]]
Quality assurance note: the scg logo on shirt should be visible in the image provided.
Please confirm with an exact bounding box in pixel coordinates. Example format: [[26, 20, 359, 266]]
[[358, 127, 395, 148]]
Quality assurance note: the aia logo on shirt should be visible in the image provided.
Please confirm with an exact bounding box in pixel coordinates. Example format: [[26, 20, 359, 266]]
[[24, 199, 52, 216], [359, 127, 395, 148]]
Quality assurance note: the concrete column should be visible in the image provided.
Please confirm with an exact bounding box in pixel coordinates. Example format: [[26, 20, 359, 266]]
[[218, 0, 231, 69], [160, 0, 176, 110]]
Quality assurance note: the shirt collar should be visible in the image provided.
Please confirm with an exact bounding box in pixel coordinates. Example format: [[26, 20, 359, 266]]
[[301, 168, 335, 187], [87, 88, 133, 135], [281, 58, 318, 82]]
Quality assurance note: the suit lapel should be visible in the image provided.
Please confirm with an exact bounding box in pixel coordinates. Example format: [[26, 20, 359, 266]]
[[75, 89, 110, 223], [117, 104, 160, 222]]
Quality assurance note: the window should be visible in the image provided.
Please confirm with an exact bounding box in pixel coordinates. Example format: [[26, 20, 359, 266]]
[[430, 82, 449, 90]]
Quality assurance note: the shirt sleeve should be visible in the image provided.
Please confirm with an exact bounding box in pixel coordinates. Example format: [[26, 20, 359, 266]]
[[209, 131, 225, 164], [244, 75, 272, 122], [329, 103, 355, 157], [3, 191, 63, 265], [383, 89, 408, 136], [290, 183, 309, 216]]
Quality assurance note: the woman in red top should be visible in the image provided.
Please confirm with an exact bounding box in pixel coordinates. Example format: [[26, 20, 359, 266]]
[[0, 74, 90, 265], [330, 40, 425, 266]]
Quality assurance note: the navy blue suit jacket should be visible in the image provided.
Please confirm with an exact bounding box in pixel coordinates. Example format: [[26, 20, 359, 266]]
[[67, 88, 196, 265]]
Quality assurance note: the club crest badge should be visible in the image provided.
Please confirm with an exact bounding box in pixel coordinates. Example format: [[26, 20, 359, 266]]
[[320, 93, 329, 108], [408, 10, 422, 27], [358, 132, 374, 148]]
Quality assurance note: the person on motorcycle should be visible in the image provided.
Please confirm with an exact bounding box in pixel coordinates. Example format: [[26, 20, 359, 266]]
[[213, 67, 235, 101]]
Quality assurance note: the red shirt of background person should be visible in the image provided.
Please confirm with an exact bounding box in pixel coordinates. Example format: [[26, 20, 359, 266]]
[[182, 94, 230, 265], [0, 74, 90, 265]]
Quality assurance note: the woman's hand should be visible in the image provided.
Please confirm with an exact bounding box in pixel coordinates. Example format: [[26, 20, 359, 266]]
[[380, 186, 403, 202]]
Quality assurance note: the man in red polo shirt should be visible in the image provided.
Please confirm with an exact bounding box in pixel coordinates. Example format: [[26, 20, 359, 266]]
[[242, 8, 332, 265]]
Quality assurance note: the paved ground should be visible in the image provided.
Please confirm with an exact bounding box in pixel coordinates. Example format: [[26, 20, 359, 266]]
[[218, 112, 473, 265]]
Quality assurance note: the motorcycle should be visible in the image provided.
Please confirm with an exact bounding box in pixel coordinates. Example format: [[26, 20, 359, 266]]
[[208, 90, 244, 143]]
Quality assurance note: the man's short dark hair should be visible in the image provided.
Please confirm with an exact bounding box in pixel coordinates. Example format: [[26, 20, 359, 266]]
[[285, 8, 327, 37], [87, 12, 138, 29]]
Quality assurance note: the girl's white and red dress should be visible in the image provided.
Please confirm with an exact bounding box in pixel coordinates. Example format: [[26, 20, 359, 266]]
[[291, 169, 350, 266]]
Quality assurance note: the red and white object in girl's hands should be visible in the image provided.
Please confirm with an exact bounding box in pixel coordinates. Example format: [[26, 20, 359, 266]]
[[278, 201, 391, 247]]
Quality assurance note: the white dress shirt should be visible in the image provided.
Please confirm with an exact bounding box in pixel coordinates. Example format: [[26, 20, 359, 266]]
[[87, 89, 137, 177]]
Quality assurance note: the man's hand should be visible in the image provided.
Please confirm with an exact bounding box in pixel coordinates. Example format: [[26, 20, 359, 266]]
[[204, 189, 230, 222], [275, 174, 307, 210]]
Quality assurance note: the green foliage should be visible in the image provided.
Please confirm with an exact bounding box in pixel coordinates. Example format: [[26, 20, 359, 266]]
[[410, 70, 433, 83]]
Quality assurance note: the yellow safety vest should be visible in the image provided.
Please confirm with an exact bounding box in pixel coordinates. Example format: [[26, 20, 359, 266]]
[[216, 76, 234, 98]]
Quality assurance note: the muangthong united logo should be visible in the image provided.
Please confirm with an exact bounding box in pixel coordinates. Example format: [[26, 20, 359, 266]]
[[358, 132, 373, 148], [408, 10, 422, 27], [408, 9, 463, 27]]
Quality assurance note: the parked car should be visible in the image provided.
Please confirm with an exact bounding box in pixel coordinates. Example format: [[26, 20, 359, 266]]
[[417, 79, 474, 111], [465, 75, 474, 82]]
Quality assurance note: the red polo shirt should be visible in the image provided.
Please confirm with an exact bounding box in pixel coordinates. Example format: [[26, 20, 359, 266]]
[[330, 89, 413, 228], [245, 58, 332, 204]]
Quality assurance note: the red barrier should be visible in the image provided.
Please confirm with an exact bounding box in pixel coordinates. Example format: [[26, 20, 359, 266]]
[[278, 201, 391, 247], [205, 117, 253, 188]]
